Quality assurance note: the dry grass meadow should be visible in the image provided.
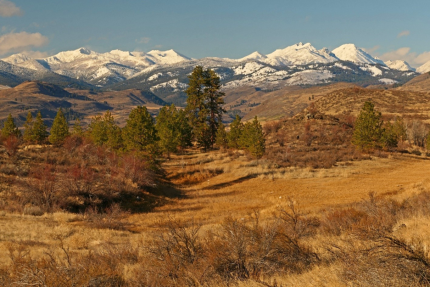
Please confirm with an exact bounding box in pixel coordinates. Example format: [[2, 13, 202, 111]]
[[1, 144, 430, 286]]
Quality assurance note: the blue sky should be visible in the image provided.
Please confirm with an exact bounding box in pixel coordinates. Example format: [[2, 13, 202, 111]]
[[1, 0, 429, 66]]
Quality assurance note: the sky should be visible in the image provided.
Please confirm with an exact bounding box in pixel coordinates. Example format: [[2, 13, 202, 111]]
[[0, 0, 429, 67]]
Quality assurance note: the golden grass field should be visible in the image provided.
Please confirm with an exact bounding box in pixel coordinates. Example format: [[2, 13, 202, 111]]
[[2, 148, 430, 286]]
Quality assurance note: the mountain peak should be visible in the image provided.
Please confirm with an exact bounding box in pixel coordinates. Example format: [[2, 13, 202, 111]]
[[385, 60, 415, 72], [417, 60, 430, 74], [332, 44, 385, 65], [265, 42, 338, 66], [77, 47, 92, 55], [237, 51, 267, 62]]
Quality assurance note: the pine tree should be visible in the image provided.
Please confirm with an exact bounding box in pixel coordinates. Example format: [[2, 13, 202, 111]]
[[88, 111, 122, 149], [352, 101, 384, 150], [123, 106, 158, 152], [176, 109, 192, 150], [50, 108, 70, 145], [185, 66, 225, 150], [32, 111, 48, 143], [185, 66, 206, 132], [156, 104, 192, 156], [240, 117, 265, 159], [23, 111, 34, 143], [215, 123, 228, 149], [204, 69, 225, 147], [228, 115, 244, 149], [1, 114, 21, 139]]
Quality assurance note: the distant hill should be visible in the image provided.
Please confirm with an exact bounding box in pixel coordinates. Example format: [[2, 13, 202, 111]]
[[310, 87, 430, 122], [0, 81, 166, 128], [396, 73, 430, 93]]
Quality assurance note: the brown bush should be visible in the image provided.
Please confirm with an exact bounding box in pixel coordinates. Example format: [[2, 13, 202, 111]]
[[3, 136, 20, 158]]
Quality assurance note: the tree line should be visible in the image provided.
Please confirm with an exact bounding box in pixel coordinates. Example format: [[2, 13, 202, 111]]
[[0, 66, 266, 159]]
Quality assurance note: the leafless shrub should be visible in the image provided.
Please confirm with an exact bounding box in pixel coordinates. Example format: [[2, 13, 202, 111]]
[[408, 120, 428, 147], [3, 136, 20, 158]]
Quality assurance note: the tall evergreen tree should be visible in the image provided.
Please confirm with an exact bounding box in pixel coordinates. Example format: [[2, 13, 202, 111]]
[[23, 111, 34, 142], [1, 114, 21, 139], [32, 111, 48, 143], [123, 106, 158, 152], [204, 69, 225, 147], [352, 101, 384, 150], [240, 117, 265, 159], [50, 108, 70, 145], [228, 115, 244, 149], [185, 66, 225, 150]]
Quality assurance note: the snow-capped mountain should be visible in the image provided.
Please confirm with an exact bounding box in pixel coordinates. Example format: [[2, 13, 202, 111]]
[[3, 47, 191, 86], [0, 42, 422, 106], [385, 60, 415, 72], [332, 44, 385, 65], [263, 42, 338, 66], [417, 61, 430, 74]]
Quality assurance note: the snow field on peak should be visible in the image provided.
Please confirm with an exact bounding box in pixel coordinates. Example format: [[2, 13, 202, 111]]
[[385, 60, 415, 72], [332, 44, 385, 65], [417, 61, 430, 74]]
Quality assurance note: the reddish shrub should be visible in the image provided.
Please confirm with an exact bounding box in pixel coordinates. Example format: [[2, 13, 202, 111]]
[[3, 136, 20, 157]]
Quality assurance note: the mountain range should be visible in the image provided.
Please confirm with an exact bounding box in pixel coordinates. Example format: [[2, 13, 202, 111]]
[[0, 42, 428, 106]]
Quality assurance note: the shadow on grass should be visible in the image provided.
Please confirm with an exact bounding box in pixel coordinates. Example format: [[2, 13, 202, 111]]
[[201, 174, 258, 190], [120, 184, 186, 214]]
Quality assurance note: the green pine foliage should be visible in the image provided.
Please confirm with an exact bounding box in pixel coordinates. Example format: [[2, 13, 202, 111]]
[[1, 114, 21, 139], [352, 101, 384, 150], [239, 117, 265, 159], [381, 117, 407, 149], [123, 106, 158, 153], [227, 115, 244, 149], [215, 123, 228, 149], [185, 66, 225, 150], [156, 104, 192, 155], [23, 111, 34, 142], [89, 111, 123, 149], [204, 69, 225, 147], [32, 111, 48, 144], [50, 108, 70, 145]]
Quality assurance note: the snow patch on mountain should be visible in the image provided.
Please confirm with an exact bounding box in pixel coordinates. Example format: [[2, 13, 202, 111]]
[[332, 44, 385, 65], [379, 78, 398, 84], [285, 70, 333, 85], [234, 62, 265, 75], [148, 73, 163, 81], [359, 65, 382, 76], [334, 62, 352, 70], [150, 79, 188, 92]]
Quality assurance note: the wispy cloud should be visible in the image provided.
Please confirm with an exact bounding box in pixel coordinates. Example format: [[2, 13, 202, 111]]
[[0, 32, 48, 55], [397, 30, 410, 38], [136, 37, 151, 44], [20, 50, 51, 58], [0, 0, 22, 17], [363, 45, 380, 54], [378, 47, 430, 67]]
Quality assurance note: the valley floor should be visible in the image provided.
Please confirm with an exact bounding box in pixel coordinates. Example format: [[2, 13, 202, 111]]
[[1, 150, 430, 285]]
